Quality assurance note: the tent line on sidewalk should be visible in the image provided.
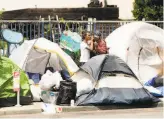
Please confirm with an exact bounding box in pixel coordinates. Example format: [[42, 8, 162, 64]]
[[0, 21, 163, 108]]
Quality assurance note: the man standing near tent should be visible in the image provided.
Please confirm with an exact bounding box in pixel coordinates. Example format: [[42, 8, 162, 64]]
[[93, 31, 108, 55], [80, 31, 94, 66]]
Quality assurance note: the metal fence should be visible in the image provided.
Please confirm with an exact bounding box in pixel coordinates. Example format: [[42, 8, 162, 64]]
[[0, 20, 163, 56]]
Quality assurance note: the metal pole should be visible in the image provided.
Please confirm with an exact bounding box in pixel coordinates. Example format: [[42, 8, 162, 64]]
[[41, 18, 44, 37], [14, 71, 21, 107], [15, 90, 21, 107]]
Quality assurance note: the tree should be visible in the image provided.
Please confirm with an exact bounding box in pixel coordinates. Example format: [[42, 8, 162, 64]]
[[132, 0, 163, 20], [0, 8, 5, 19]]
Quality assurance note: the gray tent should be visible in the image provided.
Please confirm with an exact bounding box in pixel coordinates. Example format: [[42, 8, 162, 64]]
[[9, 38, 79, 76], [75, 55, 158, 106]]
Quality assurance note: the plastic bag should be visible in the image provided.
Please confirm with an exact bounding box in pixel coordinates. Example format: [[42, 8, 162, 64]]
[[39, 70, 63, 90]]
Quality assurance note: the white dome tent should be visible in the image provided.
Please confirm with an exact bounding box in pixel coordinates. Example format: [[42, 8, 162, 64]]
[[105, 22, 164, 83], [9, 38, 79, 76]]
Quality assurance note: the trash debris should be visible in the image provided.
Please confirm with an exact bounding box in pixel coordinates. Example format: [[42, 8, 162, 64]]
[[42, 103, 56, 114], [41, 91, 59, 104]]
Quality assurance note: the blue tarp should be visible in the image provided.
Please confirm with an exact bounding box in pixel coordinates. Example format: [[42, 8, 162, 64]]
[[144, 76, 164, 97]]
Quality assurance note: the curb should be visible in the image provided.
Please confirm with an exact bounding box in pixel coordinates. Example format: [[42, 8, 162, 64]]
[[62, 102, 163, 112], [0, 103, 42, 116], [0, 102, 163, 116], [0, 108, 42, 116]]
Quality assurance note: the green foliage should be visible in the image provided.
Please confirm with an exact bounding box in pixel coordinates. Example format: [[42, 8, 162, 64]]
[[0, 40, 7, 49], [0, 8, 5, 19], [59, 17, 70, 30], [44, 24, 51, 36], [132, 0, 163, 20], [74, 50, 81, 66], [62, 48, 81, 66]]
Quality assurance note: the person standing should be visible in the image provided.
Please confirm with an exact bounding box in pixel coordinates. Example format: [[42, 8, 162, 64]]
[[94, 30, 108, 55], [80, 31, 94, 66]]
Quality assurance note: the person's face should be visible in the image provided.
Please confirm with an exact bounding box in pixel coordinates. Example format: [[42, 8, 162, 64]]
[[85, 33, 91, 41], [94, 36, 100, 42]]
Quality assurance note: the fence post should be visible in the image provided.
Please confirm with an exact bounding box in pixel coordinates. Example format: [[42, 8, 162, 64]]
[[26, 23, 28, 40], [93, 18, 97, 33], [48, 15, 52, 41], [87, 18, 93, 33], [41, 18, 44, 37], [56, 15, 61, 43]]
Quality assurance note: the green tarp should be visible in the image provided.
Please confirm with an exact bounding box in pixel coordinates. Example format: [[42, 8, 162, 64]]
[[0, 57, 32, 107]]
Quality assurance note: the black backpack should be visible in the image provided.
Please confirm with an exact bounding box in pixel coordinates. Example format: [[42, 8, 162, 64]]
[[56, 81, 77, 105]]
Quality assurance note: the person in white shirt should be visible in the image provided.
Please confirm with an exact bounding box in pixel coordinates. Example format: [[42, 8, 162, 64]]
[[80, 31, 94, 66]]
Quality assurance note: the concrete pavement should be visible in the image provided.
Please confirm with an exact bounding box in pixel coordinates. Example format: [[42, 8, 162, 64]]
[[0, 99, 163, 116], [0, 107, 163, 118]]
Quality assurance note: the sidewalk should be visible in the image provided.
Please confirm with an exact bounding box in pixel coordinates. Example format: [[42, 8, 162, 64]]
[[0, 99, 163, 116]]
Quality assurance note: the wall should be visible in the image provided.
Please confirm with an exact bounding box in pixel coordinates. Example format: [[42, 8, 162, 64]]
[[103, 0, 135, 20]]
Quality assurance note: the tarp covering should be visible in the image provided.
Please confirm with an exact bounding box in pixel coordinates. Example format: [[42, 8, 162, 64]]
[[74, 55, 158, 106], [0, 57, 32, 107]]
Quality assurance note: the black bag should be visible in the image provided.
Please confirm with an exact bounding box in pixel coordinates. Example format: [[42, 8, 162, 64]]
[[56, 81, 77, 105]]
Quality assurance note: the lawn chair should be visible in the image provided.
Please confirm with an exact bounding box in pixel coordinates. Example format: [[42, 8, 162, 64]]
[[1, 29, 24, 56]]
